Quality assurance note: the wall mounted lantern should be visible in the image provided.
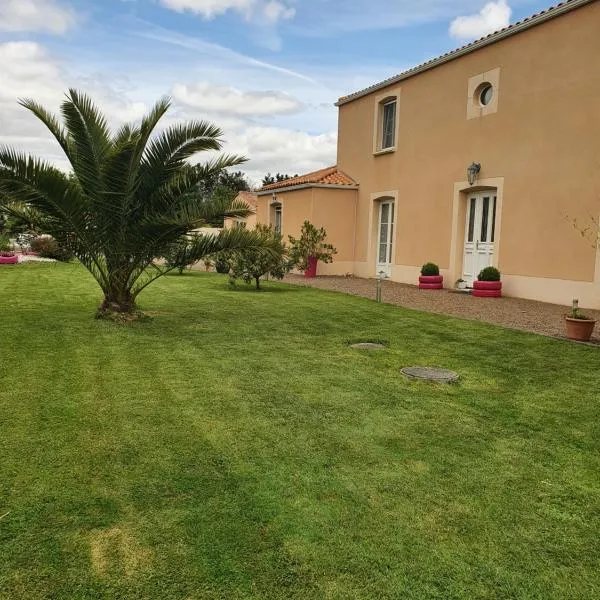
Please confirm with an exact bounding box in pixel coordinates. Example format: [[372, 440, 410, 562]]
[[467, 162, 481, 186]]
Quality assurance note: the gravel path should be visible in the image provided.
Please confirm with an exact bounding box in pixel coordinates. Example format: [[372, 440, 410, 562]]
[[285, 274, 600, 342]]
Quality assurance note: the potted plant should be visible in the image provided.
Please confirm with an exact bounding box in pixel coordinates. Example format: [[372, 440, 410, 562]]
[[473, 266, 502, 297], [0, 234, 17, 264], [288, 221, 337, 278], [455, 278, 467, 290], [419, 262, 443, 289], [565, 300, 596, 342]]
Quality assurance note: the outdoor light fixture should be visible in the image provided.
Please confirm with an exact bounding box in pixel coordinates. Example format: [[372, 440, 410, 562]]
[[467, 162, 481, 186]]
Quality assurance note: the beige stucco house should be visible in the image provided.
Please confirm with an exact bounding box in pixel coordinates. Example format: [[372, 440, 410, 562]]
[[246, 0, 600, 308]]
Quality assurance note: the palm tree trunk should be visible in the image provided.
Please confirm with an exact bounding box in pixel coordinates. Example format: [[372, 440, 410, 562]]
[[99, 284, 136, 314]]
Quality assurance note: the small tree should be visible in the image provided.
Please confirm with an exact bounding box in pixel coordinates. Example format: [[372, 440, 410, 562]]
[[229, 224, 289, 289], [288, 221, 337, 271]]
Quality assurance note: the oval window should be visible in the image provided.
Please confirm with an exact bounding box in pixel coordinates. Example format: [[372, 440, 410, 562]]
[[479, 84, 494, 106]]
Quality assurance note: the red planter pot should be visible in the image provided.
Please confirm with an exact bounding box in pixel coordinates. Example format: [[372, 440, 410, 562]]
[[472, 280, 502, 297], [304, 256, 318, 278], [0, 255, 18, 265], [419, 275, 443, 290]]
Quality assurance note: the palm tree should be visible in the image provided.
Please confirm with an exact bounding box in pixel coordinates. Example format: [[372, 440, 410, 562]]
[[0, 90, 278, 318]]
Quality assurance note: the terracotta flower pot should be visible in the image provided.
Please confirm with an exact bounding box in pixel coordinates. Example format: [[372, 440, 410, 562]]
[[565, 317, 596, 342], [419, 275, 443, 289], [472, 280, 502, 297], [304, 256, 318, 278]]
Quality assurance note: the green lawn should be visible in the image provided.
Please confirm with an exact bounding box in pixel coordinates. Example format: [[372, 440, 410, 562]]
[[1, 263, 599, 599]]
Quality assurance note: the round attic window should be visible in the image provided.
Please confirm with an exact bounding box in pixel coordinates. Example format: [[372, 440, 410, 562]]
[[479, 84, 494, 107]]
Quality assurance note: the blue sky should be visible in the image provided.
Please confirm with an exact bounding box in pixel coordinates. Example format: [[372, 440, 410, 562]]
[[0, 0, 556, 183]]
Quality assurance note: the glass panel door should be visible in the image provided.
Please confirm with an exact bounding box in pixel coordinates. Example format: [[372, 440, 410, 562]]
[[377, 201, 394, 276]]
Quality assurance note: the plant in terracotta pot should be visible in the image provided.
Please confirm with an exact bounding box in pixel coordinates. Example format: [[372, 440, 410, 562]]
[[419, 262, 443, 289], [288, 221, 336, 278], [473, 266, 502, 297], [565, 300, 596, 342]]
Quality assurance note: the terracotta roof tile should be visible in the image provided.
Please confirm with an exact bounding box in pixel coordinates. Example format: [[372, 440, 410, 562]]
[[337, 0, 592, 106], [259, 166, 357, 191]]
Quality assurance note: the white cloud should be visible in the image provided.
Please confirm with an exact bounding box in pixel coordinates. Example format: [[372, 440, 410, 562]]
[[0, 40, 336, 185], [159, 0, 295, 22], [0, 42, 149, 171], [172, 82, 303, 116], [449, 1, 511, 41], [0, 0, 76, 34]]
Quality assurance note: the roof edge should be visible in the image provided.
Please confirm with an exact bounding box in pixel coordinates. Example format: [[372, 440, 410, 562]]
[[257, 183, 359, 196], [335, 0, 594, 107]]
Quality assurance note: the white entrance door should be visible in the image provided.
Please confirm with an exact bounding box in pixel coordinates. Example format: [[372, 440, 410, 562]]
[[462, 192, 497, 284], [377, 201, 394, 277]]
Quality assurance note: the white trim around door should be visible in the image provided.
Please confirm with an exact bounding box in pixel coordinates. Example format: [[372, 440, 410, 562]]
[[376, 199, 395, 277], [462, 190, 497, 284]]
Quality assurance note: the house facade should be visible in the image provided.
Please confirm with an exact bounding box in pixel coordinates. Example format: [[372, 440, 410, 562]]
[[250, 0, 600, 308]]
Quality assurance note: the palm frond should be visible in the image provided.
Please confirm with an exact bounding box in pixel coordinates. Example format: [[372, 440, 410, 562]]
[[60, 89, 112, 202]]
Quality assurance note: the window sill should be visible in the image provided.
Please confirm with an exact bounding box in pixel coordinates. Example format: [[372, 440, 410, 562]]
[[373, 147, 396, 156]]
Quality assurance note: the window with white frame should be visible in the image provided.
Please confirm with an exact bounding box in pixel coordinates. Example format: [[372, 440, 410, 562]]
[[380, 99, 397, 151]]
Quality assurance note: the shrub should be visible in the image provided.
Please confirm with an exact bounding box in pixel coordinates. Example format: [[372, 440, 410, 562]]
[[288, 221, 336, 271], [30, 236, 73, 262], [420, 262, 439, 276], [0, 233, 11, 252], [478, 266, 501, 281], [228, 225, 289, 290], [214, 255, 231, 274]]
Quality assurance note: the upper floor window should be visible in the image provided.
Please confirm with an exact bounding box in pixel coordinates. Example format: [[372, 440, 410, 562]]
[[381, 99, 397, 150]]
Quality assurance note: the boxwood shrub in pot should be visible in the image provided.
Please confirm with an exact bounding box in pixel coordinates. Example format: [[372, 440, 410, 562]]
[[473, 266, 502, 297], [419, 262, 443, 289]]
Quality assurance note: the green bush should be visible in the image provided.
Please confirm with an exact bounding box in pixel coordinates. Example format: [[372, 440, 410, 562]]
[[214, 256, 231, 274], [478, 266, 501, 281], [288, 221, 336, 271], [228, 225, 288, 290], [0, 233, 11, 252], [420, 262, 440, 276], [30, 236, 73, 262]]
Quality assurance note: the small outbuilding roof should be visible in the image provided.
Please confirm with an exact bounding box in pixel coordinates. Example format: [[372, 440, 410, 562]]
[[234, 190, 258, 208], [258, 166, 357, 194]]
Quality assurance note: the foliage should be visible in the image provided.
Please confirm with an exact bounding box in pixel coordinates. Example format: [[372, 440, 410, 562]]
[[478, 266, 501, 281], [420, 262, 439, 276], [0, 233, 11, 252], [187, 168, 252, 228], [2, 264, 600, 599], [0, 89, 279, 317], [30, 236, 73, 262], [567, 304, 594, 321], [288, 220, 337, 271], [261, 172, 298, 186], [214, 255, 232, 274], [228, 224, 289, 289]]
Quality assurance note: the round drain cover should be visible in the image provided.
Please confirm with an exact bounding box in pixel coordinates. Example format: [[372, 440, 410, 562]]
[[350, 343, 386, 350], [401, 366, 459, 383]]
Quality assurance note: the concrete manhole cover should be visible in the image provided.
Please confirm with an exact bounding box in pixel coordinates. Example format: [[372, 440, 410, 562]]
[[401, 366, 459, 383], [350, 342, 386, 350]]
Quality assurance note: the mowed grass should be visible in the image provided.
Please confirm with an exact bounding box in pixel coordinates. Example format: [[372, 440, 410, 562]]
[[1, 263, 599, 599]]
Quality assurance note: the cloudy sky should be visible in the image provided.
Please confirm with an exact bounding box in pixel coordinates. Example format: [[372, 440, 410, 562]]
[[1, 0, 555, 184]]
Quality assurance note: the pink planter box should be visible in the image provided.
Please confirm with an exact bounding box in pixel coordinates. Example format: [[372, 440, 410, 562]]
[[472, 280, 502, 297], [304, 256, 318, 278], [0, 255, 18, 264], [419, 275, 443, 289]]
